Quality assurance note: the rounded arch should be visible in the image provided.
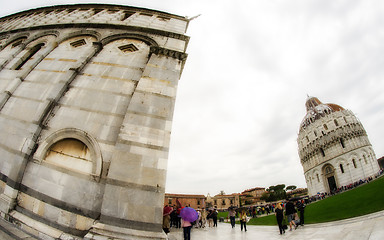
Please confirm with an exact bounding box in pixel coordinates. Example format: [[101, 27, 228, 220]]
[[100, 33, 158, 47], [34, 128, 102, 180], [58, 30, 101, 44], [3, 35, 29, 49], [322, 163, 337, 192], [24, 30, 60, 46]]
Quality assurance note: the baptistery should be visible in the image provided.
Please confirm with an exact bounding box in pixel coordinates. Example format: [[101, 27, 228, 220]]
[[297, 97, 380, 196]]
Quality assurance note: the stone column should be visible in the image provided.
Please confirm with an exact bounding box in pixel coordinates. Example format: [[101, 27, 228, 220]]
[[85, 47, 187, 240]]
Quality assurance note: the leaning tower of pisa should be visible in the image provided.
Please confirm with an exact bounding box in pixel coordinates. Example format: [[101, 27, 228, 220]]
[[0, 4, 189, 239]]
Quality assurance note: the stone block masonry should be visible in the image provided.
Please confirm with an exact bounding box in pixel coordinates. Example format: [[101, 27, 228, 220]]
[[0, 4, 189, 240]]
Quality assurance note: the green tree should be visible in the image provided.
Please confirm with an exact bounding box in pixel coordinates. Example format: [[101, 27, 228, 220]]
[[265, 184, 287, 202]]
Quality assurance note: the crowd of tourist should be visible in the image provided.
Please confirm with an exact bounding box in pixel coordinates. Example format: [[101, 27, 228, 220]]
[[163, 199, 307, 238], [163, 171, 384, 239]]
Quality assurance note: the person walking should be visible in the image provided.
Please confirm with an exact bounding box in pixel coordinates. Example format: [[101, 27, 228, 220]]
[[201, 209, 207, 228], [275, 203, 285, 235], [239, 210, 247, 232], [296, 200, 306, 226], [207, 209, 214, 227], [163, 214, 171, 234], [228, 208, 236, 228], [181, 219, 192, 240], [285, 199, 297, 231], [212, 209, 218, 227]]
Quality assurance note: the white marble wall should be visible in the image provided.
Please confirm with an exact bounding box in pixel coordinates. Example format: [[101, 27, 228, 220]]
[[0, 4, 189, 240]]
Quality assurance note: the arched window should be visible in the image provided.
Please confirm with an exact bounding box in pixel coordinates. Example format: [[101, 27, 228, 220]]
[[36, 128, 103, 179], [45, 138, 92, 175], [340, 164, 344, 173], [14, 43, 45, 70], [325, 166, 333, 174], [334, 119, 339, 127], [323, 124, 328, 130], [320, 148, 325, 157]]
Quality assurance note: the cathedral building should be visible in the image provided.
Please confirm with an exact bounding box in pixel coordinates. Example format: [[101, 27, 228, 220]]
[[297, 97, 380, 196], [0, 4, 189, 240]]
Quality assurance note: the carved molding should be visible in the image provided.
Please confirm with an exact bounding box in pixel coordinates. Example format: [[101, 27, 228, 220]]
[[149, 46, 188, 61]]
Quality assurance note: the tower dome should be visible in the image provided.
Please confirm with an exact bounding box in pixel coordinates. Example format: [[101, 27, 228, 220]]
[[297, 97, 379, 196], [300, 96, 344, 131]]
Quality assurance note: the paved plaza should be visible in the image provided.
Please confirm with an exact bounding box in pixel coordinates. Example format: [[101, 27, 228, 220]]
[[0, 210, 383, 239], [168, 210, 384, 240]]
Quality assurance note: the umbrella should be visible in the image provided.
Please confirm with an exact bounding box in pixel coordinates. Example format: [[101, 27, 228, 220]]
[[163, 206, 173, 216], [180, 207, 198, 222]]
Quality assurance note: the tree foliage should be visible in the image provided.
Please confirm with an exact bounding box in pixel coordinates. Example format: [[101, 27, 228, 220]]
[[264, 184, 287, 202]]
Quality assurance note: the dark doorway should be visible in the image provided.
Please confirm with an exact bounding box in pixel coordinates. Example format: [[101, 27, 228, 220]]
[[327, 176, 337, 192]]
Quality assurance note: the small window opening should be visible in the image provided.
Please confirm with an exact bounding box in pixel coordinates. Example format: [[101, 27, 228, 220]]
[[340, 138, 345, 148], [93, 9, 103, 15], [334, 119, 339, 126], [320, 148, 325, 157], [12, 39, 24, 48], [314, 130, 317, 137], [197, 200, 200, 205], [70, 39, 86, 48], [317, 174, 320, 182], [118, 44, 138, 53], [168, 198, 172, 205], [15, 43, 44, 70], [122, 11, 134, 21], [325, 166, 333, 174], [323, 124, 328, 130], [352, 159, 357, 168], [344, 117, 348, 123], [340, 164, 344, 173]]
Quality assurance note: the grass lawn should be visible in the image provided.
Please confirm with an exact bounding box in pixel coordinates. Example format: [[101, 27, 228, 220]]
[[246, 176, 384, 225]]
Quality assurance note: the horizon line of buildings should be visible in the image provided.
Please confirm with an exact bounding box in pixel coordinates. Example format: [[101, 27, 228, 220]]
[[164, 187, 308, 210]]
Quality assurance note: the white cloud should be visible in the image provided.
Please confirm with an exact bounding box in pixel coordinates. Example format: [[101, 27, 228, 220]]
[[2, 0, 383, 196]]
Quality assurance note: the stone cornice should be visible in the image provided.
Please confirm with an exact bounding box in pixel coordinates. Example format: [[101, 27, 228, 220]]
[[0, 23, 190, 42], [150, 46, 188, 61], [0, 3, 187, 21]]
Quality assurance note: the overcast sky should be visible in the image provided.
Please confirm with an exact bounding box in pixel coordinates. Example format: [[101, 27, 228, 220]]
[[1, 0, 384, 196]]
